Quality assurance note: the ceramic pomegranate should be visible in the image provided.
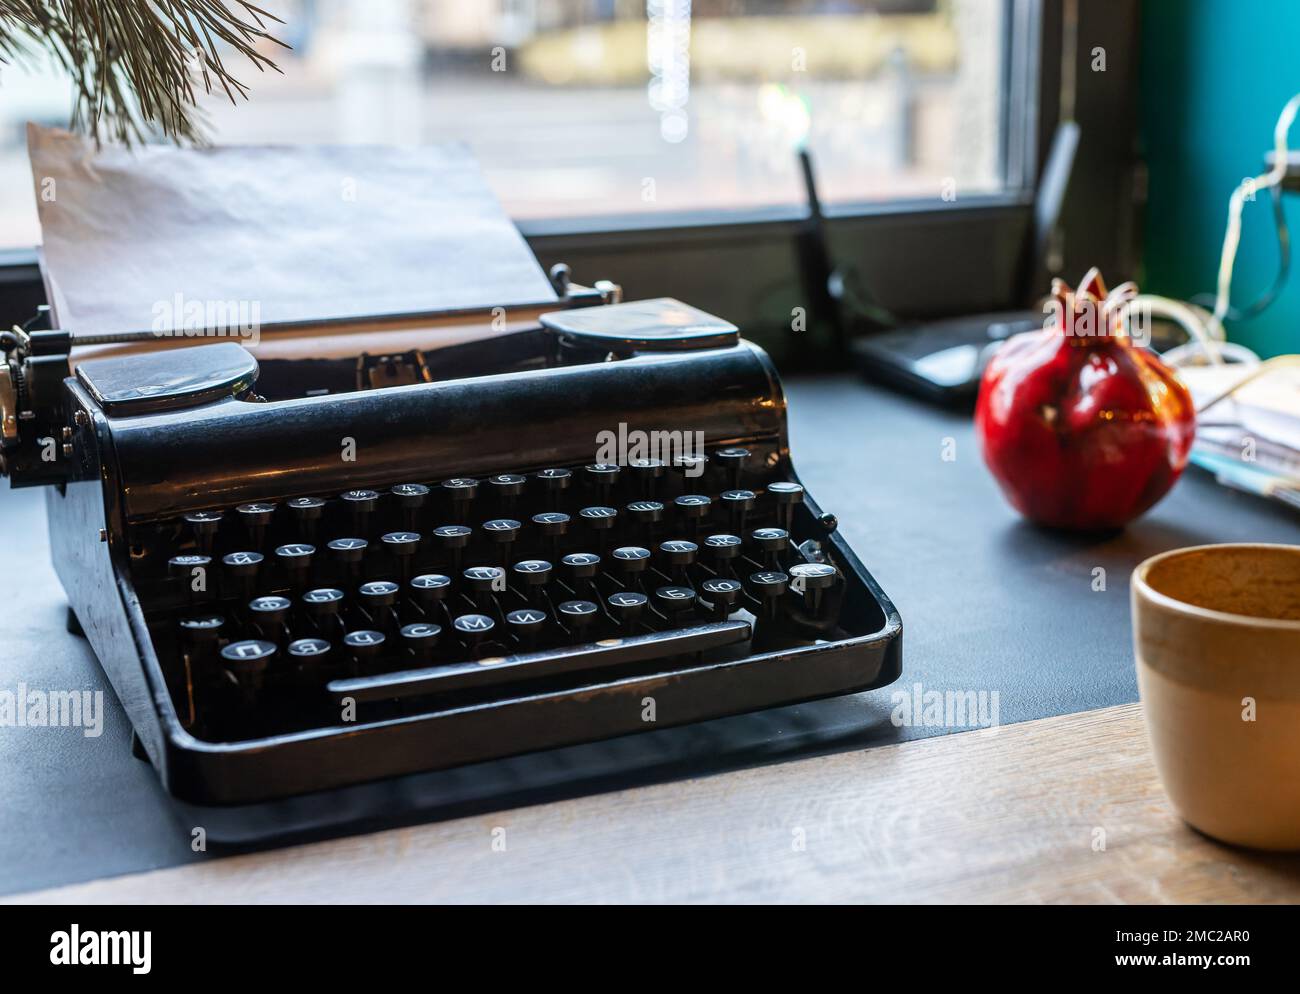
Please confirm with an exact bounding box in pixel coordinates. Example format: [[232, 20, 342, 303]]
[[975, 268, 1196, 530]]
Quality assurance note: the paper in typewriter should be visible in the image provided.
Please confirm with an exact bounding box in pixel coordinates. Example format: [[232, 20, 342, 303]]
[[27, 124, 557, 335]]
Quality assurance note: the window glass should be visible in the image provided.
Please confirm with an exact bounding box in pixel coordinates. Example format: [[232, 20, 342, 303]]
[[0, 0, 1009, 246]]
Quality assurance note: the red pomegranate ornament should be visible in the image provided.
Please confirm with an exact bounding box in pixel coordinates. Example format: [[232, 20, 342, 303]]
[[975, 268, 1196, 530]]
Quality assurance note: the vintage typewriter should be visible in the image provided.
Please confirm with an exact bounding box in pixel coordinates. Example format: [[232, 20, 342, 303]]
[[3, 285, 900, 813]]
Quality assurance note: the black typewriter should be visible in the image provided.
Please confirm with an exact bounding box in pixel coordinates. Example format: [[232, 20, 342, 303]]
[[1, 292, 901, 810]]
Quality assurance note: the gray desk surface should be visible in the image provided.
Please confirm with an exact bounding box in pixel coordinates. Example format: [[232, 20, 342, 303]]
[[1, 375, 1295, 897]]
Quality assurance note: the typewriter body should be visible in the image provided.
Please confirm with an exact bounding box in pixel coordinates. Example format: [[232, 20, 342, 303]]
[[2, 290, 901, 809]]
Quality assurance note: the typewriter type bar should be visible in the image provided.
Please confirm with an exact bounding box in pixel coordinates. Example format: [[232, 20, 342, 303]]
[[30, 298, 901, 808]]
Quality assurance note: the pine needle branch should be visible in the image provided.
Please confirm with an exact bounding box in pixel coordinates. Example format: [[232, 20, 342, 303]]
[[0, 0, 288, 145]]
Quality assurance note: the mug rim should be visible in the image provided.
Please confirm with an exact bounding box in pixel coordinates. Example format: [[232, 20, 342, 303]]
[[1132, 542, 1300, 633]]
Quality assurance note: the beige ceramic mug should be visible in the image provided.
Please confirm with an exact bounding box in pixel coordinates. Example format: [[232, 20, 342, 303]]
[[1132, 542, 1300, 850]]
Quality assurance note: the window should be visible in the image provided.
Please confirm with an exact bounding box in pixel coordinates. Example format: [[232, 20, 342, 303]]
[[0, 0, 1015, 248]]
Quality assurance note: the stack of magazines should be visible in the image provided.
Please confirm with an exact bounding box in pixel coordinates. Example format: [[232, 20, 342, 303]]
[[1178, 361, 1300, 512]]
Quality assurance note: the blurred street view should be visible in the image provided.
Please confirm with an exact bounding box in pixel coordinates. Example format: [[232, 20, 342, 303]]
[[0, 0, 1005, 246]]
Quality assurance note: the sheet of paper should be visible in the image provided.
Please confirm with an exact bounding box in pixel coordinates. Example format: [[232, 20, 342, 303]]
[[1181, 362, 1300, 451], [27, 124, 557, 335]]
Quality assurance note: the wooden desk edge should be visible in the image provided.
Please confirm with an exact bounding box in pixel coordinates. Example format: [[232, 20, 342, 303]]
[[8, 702, 1300, 904]]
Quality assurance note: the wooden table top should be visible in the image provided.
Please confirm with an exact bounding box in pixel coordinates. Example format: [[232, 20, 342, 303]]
[[11, 702, 1300, 904]]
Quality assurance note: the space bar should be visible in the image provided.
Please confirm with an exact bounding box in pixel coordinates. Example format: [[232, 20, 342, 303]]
[[328, 620, 753, 704]]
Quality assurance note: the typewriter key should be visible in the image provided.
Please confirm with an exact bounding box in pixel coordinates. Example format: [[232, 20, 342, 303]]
[[220, 639, 277, 703], [611, 545, 651, 586], [629, 458, 665, 497], [286, 496, 325, 540], [626, 499, 664, 521], [221, 551, 264, 600], [179, 614, 224, 640], [442, 477, 479, 519], [659, 539, 699, 581], [720, 489, 756, 534], [358, 581, 400, 634], [287, 638, 332, 678], [789, 561, 839, 616], [578, 506, 618, 551], [341, 489, 380, 537], [343, 629, 386, 671], [184, 510, 223, 554], [483, 518, 521, 539], [326, 537, 367, 586], [409, 573, 453, 610], [289, 637, 331, 657], [713, 447, 751, 489], [561, 551, 601, 582], [453, 613, 496, 653], [327, 535, 367, 562], [176, 614, 223, 725], [626, 500, 665, 541], [358, 576, 397, 600], [672, 453, 709, 486], [489, 473, 526, 514], [579, 506, 618, 529], [489, 473, 526, 493], [381, 531, 420, 552], [399, 622, 442, 661], [482, 518, 522, 566], [532, 511, 570, 558], [768, 481, 805, 532], [653, 585, 696, 624], [537, 467, 572, 484], [557, 599, 599, 640], [704, 534, 743, 572], [390, 483, 430, 527], [583, 463, 620, 501], [532, 511, 570, 538], [302, 587, 346, 632], [169, 554, 212, 603], [381, 531, 421, 579], [512, 559, 553, 603], [442, 478, 479, 497], [748, 570, 789, 620], [274, 543, 316, 590], [432, 524, 473, 570], [249, 595, 292, 634], [464, 565, 506, 609], [390, 482, 430, 507], [302, 586, 345, 608], [506, 608, 547, 649], [169, 553, 211, 577], [673, 494, 711, 531], [751, 527, 790, 567], [536, 468, 572, 508], [235, 502, 276, 548], [701, 577, 743, 619], [607, 591, 648, 629]]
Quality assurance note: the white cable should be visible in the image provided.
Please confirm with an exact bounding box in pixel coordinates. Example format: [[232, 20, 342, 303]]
[[1160, 338, 1260, 370], [1209, 92, 1300, 352], [1123, 293, 1225, 363], [1128, 94, 1300, 371]]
